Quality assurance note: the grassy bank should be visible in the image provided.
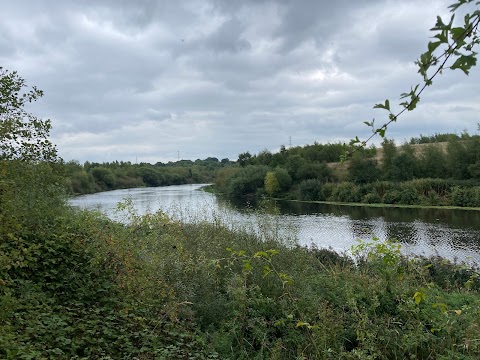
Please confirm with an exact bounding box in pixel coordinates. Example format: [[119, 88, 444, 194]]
[[279, 198, 480, 211], [200, 184, 216, 194], [3, 193, 480, 359]]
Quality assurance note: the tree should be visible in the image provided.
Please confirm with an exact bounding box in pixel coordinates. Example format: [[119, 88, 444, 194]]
[[285, 154, 307, 180], [446, 138, 474, 179], [0, 68, 64, 231], [348, 153, 381, 184], [381, 139, 397, 180], [256, 149, 273, 166], [391, 153, 416, 181], [0, 67, 57, 162], [264, 171, 280, 196], [418, 144, 447, 178], [296, 162, 333, 182], [238, 152, 252, 167], [264, 167, 292, 196]]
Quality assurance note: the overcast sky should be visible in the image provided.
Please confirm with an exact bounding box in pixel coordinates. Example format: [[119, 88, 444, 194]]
[[1, 0, 479, 163]]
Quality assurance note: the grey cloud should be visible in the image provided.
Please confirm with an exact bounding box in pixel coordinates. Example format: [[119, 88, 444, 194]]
[[1, 0, 479, 163], [204, 17, 251, 53]]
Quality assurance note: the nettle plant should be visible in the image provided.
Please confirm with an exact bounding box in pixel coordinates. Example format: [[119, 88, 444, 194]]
[[343, 0, 480, 160]]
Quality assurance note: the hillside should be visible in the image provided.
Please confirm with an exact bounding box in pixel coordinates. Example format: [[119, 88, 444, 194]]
[[327, 142, 450, 181]]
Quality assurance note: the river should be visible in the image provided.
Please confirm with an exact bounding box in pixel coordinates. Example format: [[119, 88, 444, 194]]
[[69, 184, 480, 265]]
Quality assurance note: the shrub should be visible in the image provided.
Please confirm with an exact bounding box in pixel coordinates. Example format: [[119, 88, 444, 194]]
[[331, 182, 360, 202], [362, 192, 382, 204], [320, 182, 336, 201], [398, 184, 420, 205], [383, 189, 402, 204], [297, 179, 323, 201]]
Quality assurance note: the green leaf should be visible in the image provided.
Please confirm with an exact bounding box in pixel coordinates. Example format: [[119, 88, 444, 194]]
[[451, 27, 467, 42], [373, 99, 390, 111], [413, 290, 425, 305], [254, 251, 269, 259], [448, 1, 464, 12], [428, 41, 442, 53], [431, 15, 453, 31], [408, 96, 420, 111], [433, 32, 449, 44], [296, 321, 311, 328], [450, 53, 477, 75]]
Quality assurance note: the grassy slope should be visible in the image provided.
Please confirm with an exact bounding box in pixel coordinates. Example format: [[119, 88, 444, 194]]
[[327, 142, 449, 181]]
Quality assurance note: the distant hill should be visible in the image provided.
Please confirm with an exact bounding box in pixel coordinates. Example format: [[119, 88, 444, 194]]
[[327, 142, 449, 181]]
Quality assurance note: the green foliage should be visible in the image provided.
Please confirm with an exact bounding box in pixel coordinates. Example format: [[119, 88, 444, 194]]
[[264, 171, 280, 196], [297, 179, 324, 201], [264, 167, 292, 197], [348, 154, 381, 184], [0, 67, 57, 162], [222, 131, 480, 208], [410, 132, 464, 144], [225, 165, 269, 202], [418, 144, 447, 178], [451, 186, 480, 207], [390, 146, 417, 181], [62, 157, 233, 195], [381, 138, 397, 180], [296, 162, 333, 183], [398, 183, 421, 205], [331, 182, 361, 203], [238, 151, 252, 167], [361, 192, 382, 204], [447, 139, 478, 179]]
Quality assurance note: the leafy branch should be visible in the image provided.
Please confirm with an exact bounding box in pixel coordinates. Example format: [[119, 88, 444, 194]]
[[342, 0, 480, 161], [0, 67, 58, 162]]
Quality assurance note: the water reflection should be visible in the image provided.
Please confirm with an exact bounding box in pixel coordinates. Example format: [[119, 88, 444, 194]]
[[69, 184, 480, 265]]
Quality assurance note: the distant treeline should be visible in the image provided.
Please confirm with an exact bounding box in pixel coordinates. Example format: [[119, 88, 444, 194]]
[[215, 131, 480, 207], [64, 157, 234, 194], [409, 130, 475, 144]]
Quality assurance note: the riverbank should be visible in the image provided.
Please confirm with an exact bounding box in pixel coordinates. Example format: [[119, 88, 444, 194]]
[[6, 197, 480, 358], [69, 184, 480, 266], [278, 198, 480, 211]]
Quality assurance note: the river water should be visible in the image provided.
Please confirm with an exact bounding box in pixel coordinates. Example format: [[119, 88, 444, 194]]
[[69, 184, 480, 265]]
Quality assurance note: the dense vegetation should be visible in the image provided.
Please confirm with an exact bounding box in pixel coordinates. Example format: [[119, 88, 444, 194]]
[[216, 132, 480, 208], [3, 157, 480, 358], [63, 157, 233, 195]]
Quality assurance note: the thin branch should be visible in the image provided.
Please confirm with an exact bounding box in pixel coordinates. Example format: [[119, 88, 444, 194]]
[[346, 13, 480, 157]]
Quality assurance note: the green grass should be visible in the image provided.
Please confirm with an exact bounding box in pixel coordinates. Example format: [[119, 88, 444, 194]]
[[201, 184, 217, 194], [277, 198, 480, 211]]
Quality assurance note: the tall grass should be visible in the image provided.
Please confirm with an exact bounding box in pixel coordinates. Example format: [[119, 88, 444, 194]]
[[96, 201, 480, 358]]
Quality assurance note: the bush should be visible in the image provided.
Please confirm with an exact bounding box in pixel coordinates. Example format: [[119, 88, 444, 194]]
[[451, 186, 480, 207], [320, 182, 336, 201], [383, 189, 402, 204], [297, 179, 323, 201], [362, 192, 382, 204], [331, 182, 361, 202], [398, 184, 420, 205]]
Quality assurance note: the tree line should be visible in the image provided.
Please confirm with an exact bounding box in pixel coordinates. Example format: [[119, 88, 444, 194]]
[[215, 131, 480, 207], [63, 157, 233, 194]]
